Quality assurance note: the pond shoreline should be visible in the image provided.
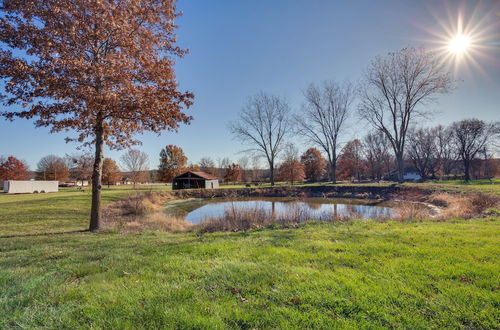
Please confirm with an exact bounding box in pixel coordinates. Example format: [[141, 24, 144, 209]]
[[102, 185, 499, 232]]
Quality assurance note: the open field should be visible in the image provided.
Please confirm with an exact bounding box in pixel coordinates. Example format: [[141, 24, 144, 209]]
[[1, 182, 499, 328]]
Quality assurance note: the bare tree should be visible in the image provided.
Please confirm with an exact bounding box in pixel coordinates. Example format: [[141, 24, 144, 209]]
[[238, 156, 250, 183], [36, 155, 70, 182], [230, 92, 292, 185], [363, 131, 393, 181], [67, 152, 94, 187], [450, 119, 500, 182], [407, 127, 438, 180], [435, 125, 457, 179], [358, 47, 452, 182], [120, 149, 149, 188], [199, 157, 217, 176], [296, 81, 354, 183], [217, 157, 231, 182]]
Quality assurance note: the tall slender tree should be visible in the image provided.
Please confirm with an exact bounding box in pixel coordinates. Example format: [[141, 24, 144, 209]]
[[230, 92, 292, 186], [358, 48, 452, 182], [296, 81, 353, 183], [0, 0, 193, 231]]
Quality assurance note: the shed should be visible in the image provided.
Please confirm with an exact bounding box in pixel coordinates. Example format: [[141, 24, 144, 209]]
[[2, 180, 59, 194], [172, 171, 219, 190]]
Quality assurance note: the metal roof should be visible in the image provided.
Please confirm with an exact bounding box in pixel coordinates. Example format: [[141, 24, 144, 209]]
[[174, 171, 218, 180]]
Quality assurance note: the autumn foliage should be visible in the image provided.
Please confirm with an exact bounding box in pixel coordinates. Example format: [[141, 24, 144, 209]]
[[337, 139, 365, 181], [224, 163, 241, 184], [0, 0, 193, 230], [278, 160, 305, 185], [35, 155, 70, 182], [102, 158, 121, 187], [0, 156, 30, 181], [300, 148, 326, 182], [158, 145, 187, 182]]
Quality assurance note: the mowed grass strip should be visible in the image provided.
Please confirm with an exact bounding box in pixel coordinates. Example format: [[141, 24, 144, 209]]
[[0, 184, 499, 328]]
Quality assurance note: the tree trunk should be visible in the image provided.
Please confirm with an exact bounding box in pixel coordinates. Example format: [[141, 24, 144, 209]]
[[330, 162, 337, 184], [396, 153, 404, 183], [463, 158, 471, 182], [269, 160, 275, 186], [89, 121, 105, 231]]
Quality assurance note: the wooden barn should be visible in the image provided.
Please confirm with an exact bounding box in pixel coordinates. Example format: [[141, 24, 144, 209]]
[[172, 171, 219, 190]]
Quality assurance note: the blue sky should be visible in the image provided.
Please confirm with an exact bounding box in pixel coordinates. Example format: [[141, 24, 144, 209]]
[[0, 0, 499, 169]]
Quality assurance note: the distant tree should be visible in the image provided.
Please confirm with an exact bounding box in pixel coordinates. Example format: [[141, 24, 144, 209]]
[[101, 158, 121, 188], [188, 163, 201, 171], [121, 150, 149, 188], [224, 163, 241, 185], [0, 156, 30, 181], [359, 48, 452, 182], [217, 157, 231, 181], [0, 1, 194, 231], [300, 148, 327, 182], [36, 155, 69, 182], [278, 160, 305, 185], [337, 139, 365, 182], [67, 153, 94, 187], [250, 156, 262, 182], [238, 156, 250, 182], [230, 92, 292, 186], [296, 81, 354, 183], [434, 125, 458, 179], [157, 145, 187, 183], [407, 128, 439, 180], [450, 119, 500, 182], [363, 131, 393, 181], [278, 144, 305, 185], [199, 157, 217, 176]]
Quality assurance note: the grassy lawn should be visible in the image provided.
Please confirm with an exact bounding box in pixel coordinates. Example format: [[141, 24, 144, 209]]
[[1, 184, 499, 328]]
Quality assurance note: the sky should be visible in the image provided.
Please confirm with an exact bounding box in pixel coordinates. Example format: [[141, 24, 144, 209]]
[[0, 0, 499, 169]]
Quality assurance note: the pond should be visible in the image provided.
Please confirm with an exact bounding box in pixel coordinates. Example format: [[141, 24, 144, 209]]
[[165, 197, 396, 224]]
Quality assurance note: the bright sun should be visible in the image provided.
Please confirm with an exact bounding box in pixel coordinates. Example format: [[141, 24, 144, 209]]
[[448, 34, 470, 54]]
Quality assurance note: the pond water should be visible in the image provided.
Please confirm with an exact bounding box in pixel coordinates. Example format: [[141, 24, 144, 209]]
[[165, 197, 396, 224]]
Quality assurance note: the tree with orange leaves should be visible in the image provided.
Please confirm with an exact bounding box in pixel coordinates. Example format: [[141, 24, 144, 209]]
[[224, 163, 241, 185], [278, 160, 305, 185], [279, 144, 305, 185], [0, 1, 193, 230], [300, 148, 326, 182], [0, 156, 30, 182], [158, 145, 188, 183], [102, 158, 121, 188], [337, 139, 366, 182]]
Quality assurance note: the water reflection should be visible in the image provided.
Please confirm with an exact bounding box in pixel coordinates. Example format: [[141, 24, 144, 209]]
[[167, 198, 394, 224]]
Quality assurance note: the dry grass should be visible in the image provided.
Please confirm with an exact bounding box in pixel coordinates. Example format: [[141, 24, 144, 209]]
[[392, 202, 432, 221], [429, 192, 499, 220], [102, 191, 193, 232], [101, 188, 500, 233]]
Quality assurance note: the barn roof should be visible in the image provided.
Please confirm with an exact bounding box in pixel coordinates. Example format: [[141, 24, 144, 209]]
[[174, 171, 218, 180]]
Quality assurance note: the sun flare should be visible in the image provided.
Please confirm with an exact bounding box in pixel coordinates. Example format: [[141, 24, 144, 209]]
[[448, 34, 470, 54]]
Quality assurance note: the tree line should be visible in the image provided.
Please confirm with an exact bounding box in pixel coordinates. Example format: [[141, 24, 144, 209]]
[[230, 48, 500, 184]]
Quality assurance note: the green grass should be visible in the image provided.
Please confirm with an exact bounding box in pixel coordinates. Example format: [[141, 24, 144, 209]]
[[1, 185, 499, 328]]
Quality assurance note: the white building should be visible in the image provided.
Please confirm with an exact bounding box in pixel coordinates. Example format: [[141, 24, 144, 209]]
[[2, 180, 59, 194]]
